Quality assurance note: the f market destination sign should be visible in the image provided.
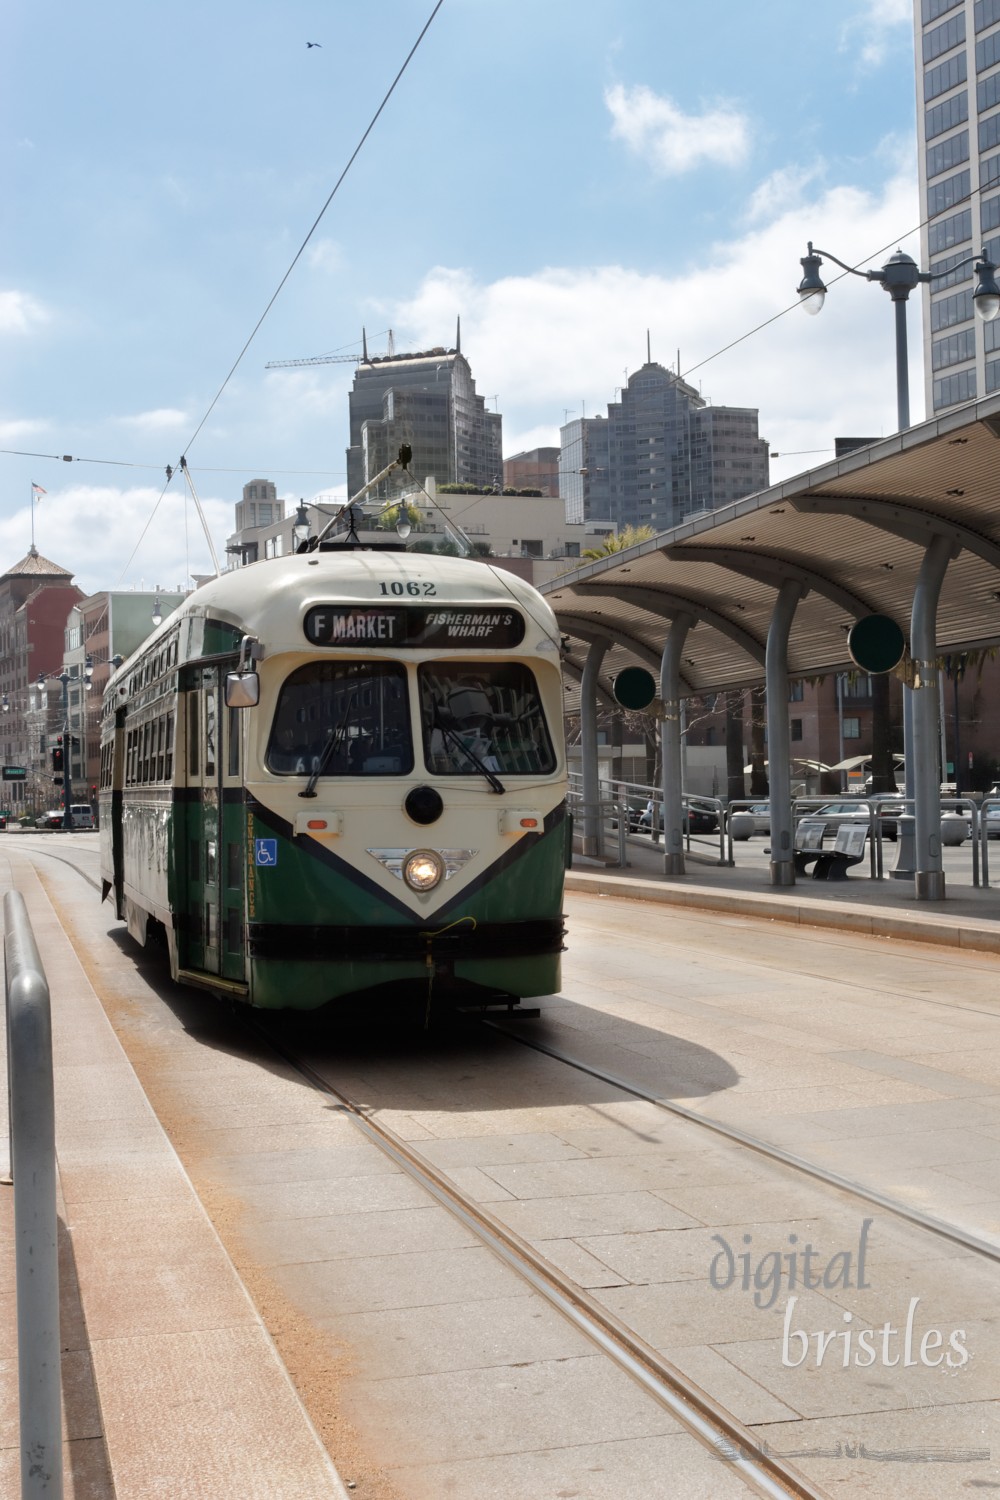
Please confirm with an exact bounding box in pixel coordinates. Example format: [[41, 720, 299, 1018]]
[[304, 605, 525, 650]]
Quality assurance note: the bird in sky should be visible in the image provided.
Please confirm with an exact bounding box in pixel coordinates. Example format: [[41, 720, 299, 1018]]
[[306, 41, 322, 48]]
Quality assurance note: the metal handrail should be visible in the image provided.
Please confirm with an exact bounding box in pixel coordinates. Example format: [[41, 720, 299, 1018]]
[[4, 890, 63, 1499]]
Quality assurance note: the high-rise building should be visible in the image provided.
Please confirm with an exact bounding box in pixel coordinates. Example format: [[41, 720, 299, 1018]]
[[559, 362, 768, 532], [346, 328, 502, 500], [914, 0, 1000, 414], [234, 479, 283, 532], [503, 447, 560, 495]]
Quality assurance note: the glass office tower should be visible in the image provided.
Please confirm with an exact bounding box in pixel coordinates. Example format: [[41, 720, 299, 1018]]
[[915, 0, 1000, 413]]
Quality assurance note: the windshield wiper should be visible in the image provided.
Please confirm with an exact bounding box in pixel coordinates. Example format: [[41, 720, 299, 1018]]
[[300, 694, 356, 798], [436, 719, 505, 794]]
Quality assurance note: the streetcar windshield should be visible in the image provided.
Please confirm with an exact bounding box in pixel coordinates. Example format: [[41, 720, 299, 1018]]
[[418, 662, 556, 777], [267, 661, 413, 776]]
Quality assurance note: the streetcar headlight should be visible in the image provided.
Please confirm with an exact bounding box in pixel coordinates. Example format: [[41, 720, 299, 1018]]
[[403, 849, 444, 891]]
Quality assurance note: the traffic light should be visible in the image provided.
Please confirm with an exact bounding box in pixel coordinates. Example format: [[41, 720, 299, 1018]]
[[52, 737, 63, 773]]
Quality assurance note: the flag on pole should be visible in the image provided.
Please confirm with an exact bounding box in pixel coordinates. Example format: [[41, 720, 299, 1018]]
[[31, 483, 46, 500]]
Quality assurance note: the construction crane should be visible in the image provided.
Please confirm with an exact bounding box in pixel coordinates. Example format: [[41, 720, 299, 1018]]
[[265, 328, 395, 370]]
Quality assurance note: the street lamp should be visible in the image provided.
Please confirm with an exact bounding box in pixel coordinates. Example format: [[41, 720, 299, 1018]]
[[38, 669, 74, 829], [151, 596, 163, 628], [797, 239, 1000, 895], [293, 501, 311, 550], [797, 242, 1000, 431]]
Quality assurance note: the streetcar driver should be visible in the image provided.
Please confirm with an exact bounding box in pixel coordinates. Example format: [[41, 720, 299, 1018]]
[[268, 721, 309, 774]]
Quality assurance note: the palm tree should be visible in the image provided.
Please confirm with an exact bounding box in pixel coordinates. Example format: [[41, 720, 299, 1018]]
[[582, 525, 656, 560]]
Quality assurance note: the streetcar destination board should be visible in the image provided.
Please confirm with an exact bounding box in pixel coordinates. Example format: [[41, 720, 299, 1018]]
[[304, 606, 525, 649]]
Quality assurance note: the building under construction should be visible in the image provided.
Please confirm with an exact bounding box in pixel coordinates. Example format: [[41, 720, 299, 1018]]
[[346, 324, 503, 499]]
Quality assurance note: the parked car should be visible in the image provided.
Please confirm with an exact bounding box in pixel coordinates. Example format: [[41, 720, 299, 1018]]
[[980, 799, 1000, 838], [639, 800, 718, 834], [744, 803, 771, 835], [810, 798, 901, 842], [35, 810, 65, 828]]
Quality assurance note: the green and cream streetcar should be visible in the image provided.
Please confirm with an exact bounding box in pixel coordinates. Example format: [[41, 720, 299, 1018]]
[[99, 539, 568, 1013]]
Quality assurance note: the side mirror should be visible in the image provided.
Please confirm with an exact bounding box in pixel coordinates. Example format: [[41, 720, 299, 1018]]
[[225, 672, 259, 708]]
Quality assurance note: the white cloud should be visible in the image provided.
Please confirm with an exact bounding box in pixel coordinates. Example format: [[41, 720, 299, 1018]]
[[391, 167, 921, 488], [744, 165, 825, 225], [0, 290, 50, 335], [305, 239, 345, 275], [0, 483, 232, 595], [0, 417, 49, 445], [841, 0, 913, 69], [116, 408, 190, 432], [605, 83, 751, 175]]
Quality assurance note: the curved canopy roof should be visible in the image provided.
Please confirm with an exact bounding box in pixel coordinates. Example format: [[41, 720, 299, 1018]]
[[543, 391, 1000, 705]]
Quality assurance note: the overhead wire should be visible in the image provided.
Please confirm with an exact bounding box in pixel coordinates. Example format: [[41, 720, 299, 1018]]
[[0, 449, 348, 478], [681, 204, 969, 383], [114, 0, 444, 584], [176, 1, 444, 463]]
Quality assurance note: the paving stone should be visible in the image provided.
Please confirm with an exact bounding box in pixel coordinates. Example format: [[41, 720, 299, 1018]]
[[340, 1354, 678, 1469], [388, 1432, 759, 1499]]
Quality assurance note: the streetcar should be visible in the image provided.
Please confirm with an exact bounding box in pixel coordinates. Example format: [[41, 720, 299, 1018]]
[[99, 537, 569, 1014]]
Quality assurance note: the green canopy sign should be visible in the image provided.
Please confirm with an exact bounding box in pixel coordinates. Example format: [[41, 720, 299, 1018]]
[[613, 667, 657, 710], [847, 614, 906, 674]]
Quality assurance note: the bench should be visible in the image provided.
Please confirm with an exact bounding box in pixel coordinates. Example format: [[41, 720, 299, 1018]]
[[811, 823, 868, 880], [792, 820, 826, 874]]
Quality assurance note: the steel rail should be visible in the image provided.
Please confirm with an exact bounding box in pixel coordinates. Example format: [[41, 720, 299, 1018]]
[[252, 1020, 831, 1500], [484, 1022, 1000, 1265], [24, 842, 1000, 1265]]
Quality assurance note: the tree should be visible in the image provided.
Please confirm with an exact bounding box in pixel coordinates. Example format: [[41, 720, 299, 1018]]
[[375, 500, 422, 533], [582, 525, 656, 560], [725, 690, 745, 801]]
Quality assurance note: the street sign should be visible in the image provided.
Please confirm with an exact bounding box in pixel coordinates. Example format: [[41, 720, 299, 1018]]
[[1, 766, 26, 780]]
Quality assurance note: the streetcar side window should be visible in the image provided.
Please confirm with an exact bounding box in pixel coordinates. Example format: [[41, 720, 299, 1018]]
[[205, 682, 216, 777], [266, 661, 413, 776], [188, 694, 200, 777], [418, 662, 556, 776], [165, 712, 174, 781]]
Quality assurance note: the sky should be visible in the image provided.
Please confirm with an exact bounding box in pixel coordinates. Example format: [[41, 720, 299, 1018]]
[[1, 0, 922, 596]]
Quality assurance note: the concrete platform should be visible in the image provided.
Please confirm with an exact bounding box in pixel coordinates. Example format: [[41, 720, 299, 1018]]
[[567, 834, 1000, 955], [4, 832, 1000, 1497], [0, 856, 350, 1500]]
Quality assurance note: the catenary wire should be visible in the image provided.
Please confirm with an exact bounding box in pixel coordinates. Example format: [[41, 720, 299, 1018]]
[[114, 0, 444, 584], [175, 1, 444, 463], [0, 449, 348, 478], [680, 205, 974, 383]]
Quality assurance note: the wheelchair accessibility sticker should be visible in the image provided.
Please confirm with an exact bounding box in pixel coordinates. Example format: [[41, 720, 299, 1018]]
[[255, 839, 278, 867]]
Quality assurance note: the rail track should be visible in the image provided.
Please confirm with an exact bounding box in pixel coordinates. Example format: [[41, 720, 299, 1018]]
[[15, 838, 1000, 1495]]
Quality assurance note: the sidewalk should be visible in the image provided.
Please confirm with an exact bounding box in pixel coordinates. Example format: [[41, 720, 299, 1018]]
[[566, 834, 1000, 955], [0, 853, 350, 1500]]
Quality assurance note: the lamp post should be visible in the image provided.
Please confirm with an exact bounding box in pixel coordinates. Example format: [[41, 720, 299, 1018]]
[[796, 242, 1000, 431], [39, 670, 74, 829], [798, 240, 1000, 894]]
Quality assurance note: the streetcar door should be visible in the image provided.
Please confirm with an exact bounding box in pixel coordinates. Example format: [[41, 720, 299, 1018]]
[[220, 689, 246, 984], [179, 665, 223, 975]]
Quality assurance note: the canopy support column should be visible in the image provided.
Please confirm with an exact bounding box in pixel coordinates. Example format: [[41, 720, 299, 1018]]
[[660, 614, 693, 876], [766, 580, 805, 887], [580, 639, 608, 857], [912, 534, 955, 901]]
